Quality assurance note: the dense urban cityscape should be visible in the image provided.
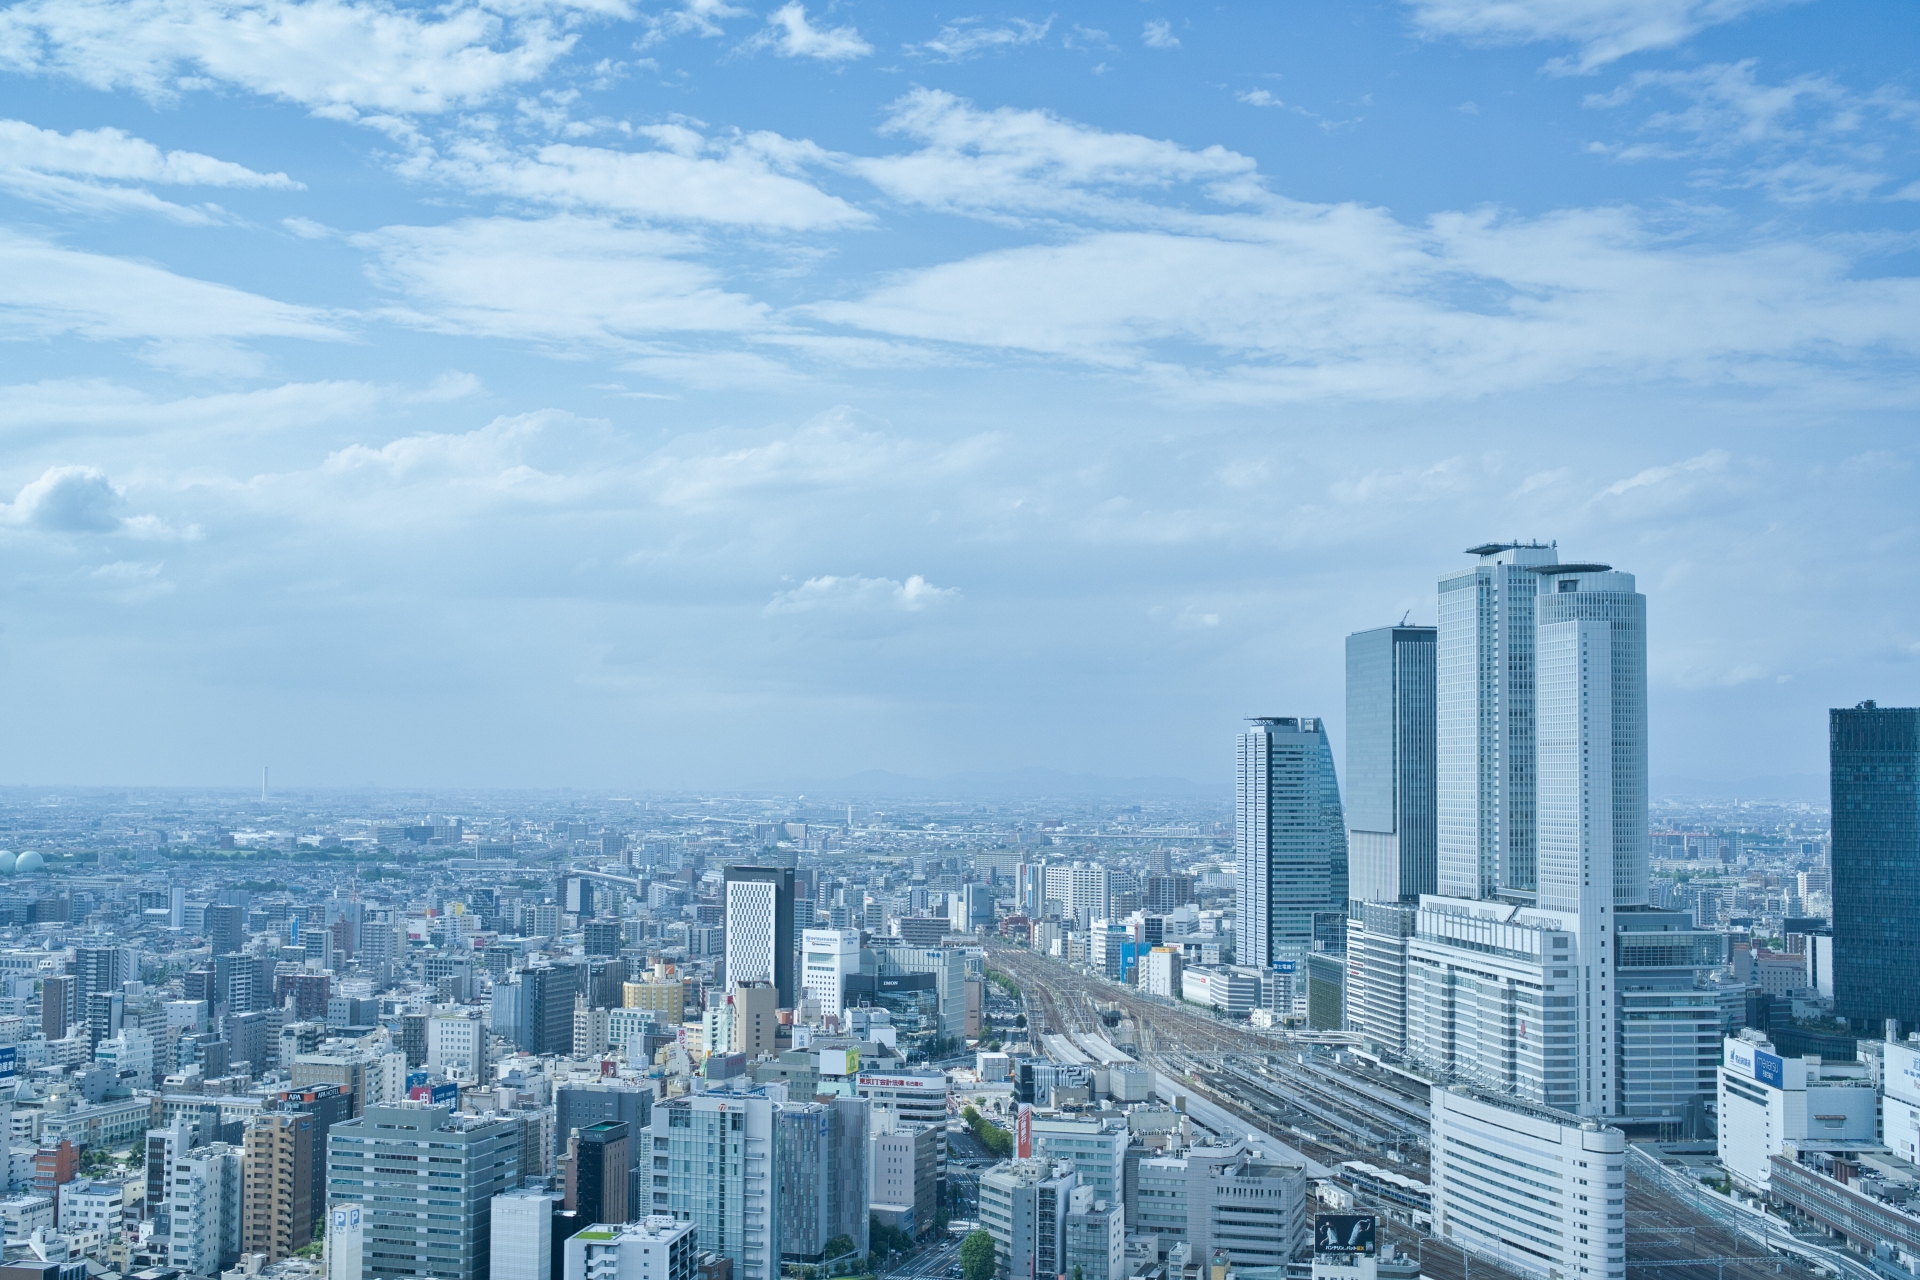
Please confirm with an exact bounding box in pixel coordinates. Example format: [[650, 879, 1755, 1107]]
[[0, 542, 1897, 1280]]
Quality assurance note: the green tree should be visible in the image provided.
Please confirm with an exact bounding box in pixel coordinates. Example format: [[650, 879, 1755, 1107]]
[[961, 1230, 996, 1280], [822, 1237, 856, 1264], [1014, 1013, 1026, 1029]]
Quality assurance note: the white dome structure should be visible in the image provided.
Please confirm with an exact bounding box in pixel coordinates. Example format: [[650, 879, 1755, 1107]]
[[0, 852, 14, 874], [14, 851, 44, 874]]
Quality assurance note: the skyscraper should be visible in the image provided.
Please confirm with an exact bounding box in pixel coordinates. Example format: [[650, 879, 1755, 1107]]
[[1535, 563, 1648, 909], [646, 1088, 781, 1280], [1437, 541, 1557, 900], [243, 1112, 316, 1261], [1234, 717, 1348, 969], [1832, 702, 1920, 1033], [1345, 624, 1437, 905], [724, 866, 796, 1007], [206, 903, 247, 958], [801, 928, 860, 1020]]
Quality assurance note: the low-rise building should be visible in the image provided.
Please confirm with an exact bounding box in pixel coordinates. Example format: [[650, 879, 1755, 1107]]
[[562, 1214, 696, 1280], [1717, 1033, 1875, 1192]]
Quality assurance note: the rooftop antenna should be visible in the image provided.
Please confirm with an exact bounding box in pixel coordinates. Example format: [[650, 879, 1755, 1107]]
[[1399, 610, 1411, 626]]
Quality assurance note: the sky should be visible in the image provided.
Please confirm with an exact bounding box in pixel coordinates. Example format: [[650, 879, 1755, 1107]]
[[0, 0, 1915, 794]]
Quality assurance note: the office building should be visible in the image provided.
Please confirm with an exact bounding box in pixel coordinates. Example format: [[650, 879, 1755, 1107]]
[[1344, 902, 1416, 1054], [325, 1103, 525, 1280], [1063, 1194, 1124, 1280], [489, 1187, 561, 1280], [622, 980, 685, 1027], [1430, 1087, 1624, 1280], [775, 1097, 870, 1264], [584, 920, 623, 958], [270, 1083, 354, 1234], [40, 975, 74, 1041], [521, 965, 584, 1056], [729, 982, 779, 1058], [1535, 563, 1648, 909], [400, 1013, 428, 1067], [979, 1158, 1077, 1280], [561, 1215, 696, 1280], [206, 904, 247, 958], [292, 1043, 405, 1118], [1127, 1139, 1306, 1265], [167, 1142, 244, 1276], [1614, 911, 1730, 1133], [868, 1121, 938, 1238], [1832, 702, 1920, 1033], [565, 1121, 629, 1228], [646, 1088, 779, 1280], [555, 1082, 654, 1224], [1716, 1033, 1874, 1191], [1234, 717, 1348, 969], [1031, 1116, 1127, 1202], [1043, 864, 1111, 927], [1437, 541, 1557, 900], [429, 1009, 489, 1081], [1144, 946, 1182, 999], [1345, 624, 1438, 905], [243, 1112, 316, 1261], [724, 867, 796, 1008], [801, 929, 860, 1021]]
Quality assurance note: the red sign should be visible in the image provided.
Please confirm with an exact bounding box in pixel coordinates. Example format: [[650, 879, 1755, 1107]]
[[1016, 1104, 1032, 1159]]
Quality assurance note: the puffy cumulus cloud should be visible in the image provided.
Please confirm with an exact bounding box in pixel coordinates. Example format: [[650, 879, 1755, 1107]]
[[764, 573, 957, 613], [408, 127, 868, 229], [742, 3, 871, 61], [1142, 19, 1178, 48], [0, 230, 348, 357], [1403, 0, 1800, 72], [847, 89, 1257, 221], [808, 203, 1920, 403], [352, 216, 768, 349], [0, 0, 603, 116], [0, 464, 189, 538]]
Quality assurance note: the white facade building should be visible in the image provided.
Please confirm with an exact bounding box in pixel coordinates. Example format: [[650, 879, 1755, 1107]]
[[801, 929, 860, 1021], [724, 878, 779, 993], [167, 1142, 244, 1276], [1717, 1034, 1876, 1192], [1437, 541, 1557, 900], [563, 1215, 697, 1280], [427, 1009, 488, 1081], [1431, 1087, 1624, 1280], [1885, 1041, 1920, 1165], [1144, 947, 1182, 999], [1031, 1117, 1128, 1202], [490, 1188, 560, 1280], [646, 1089, 779, 1280]]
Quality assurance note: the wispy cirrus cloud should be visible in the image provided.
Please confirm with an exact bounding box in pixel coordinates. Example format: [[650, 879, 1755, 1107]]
[[1404, 0, 1800, 73], [908, 15, 1052, 62], [0, 117, 298, 221], [742, 2, 871, 60], [765, 573, 957, 613]]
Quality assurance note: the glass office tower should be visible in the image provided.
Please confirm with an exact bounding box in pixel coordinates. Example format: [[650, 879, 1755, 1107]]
[[1235, 717, 1348, 969], [1345, 624, 1438, 906], [1437, 541, 1557, 901], [1832, 702, 1920, 1034]]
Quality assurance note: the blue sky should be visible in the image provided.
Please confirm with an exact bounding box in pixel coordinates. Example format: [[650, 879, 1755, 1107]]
[[0, 0, 1915, 792]]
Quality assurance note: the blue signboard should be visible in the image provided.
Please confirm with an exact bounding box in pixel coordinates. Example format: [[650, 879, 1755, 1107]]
[[1272, 960, 1297, 974], [431, 1082, 459, 1105], [1754, 1050, 1785, 1089], [0, 1046, 16, 1079], [407, 1071, 429, 1090]]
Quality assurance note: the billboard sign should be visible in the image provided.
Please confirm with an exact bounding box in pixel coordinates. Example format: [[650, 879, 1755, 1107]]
[[1016, 1103, 1033, 1159], [0, 1046, 17, 1080], [1754, 1049, 1785, 1089], [406, 1071, 429, 1090], [1314, 1215, 1377, 1257]]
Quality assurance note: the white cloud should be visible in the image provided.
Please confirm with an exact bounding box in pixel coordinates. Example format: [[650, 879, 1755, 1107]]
[[1404, 0, 1797, 73], [0, 117, 299, 220], [1142, 19, 1178, 48], [848, 89, 1256, 221], [0, 464, 187, 538], [808, 203, 1920, 403], [0, 229, 349, 348], [352, 216, 768, 348], [637, 0, 746, 46], [0, 379, 383, 443], [1237, 90, 1281, 108], [909, 16, 1052, 62], [744, 3, 871, 60], [1584, 61, 1918, 203], [0, 0, 597, 115], [409, 128, 868, 229], [765, 573, 957, 613]]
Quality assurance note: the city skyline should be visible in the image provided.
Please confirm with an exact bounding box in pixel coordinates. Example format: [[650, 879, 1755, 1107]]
[[0, 2, 1914, 791]]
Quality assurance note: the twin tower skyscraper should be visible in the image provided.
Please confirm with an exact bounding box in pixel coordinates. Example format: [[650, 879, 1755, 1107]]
[[1238, 541, 1651, 1118]]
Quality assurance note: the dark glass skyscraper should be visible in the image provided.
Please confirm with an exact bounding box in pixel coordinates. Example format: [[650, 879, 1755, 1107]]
[[1344, 624, 1437, 905], [1234, 716, 1348, 967], [1832, 701, 1920, 1034]]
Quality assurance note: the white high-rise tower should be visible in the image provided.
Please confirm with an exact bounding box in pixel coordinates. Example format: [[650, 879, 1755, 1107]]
[[1436, 541, 1556, 901]]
